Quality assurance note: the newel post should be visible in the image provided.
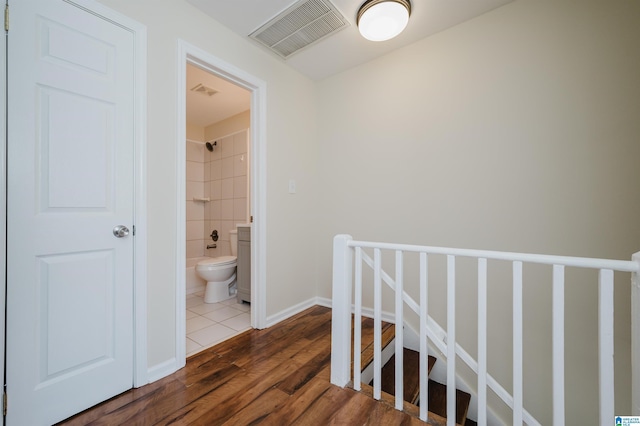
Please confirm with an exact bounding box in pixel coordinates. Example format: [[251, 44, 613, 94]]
[[331, 234, 353, 388], [632, 251, 640, 415]]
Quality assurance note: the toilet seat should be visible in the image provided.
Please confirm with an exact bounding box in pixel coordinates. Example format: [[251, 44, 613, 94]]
[[196, 256, 237, 268]]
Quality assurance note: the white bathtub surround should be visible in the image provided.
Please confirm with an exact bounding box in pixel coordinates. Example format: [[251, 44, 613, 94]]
[[205, 130, 249, 257], [186, 140, 207, 260], [186, 132, 248, 286]]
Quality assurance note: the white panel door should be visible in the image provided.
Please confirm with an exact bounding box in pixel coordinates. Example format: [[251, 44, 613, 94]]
[[6, 0, 135, 424]]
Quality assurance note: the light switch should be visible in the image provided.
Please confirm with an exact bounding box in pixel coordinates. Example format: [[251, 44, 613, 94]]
[[288, 179, 296, 194]]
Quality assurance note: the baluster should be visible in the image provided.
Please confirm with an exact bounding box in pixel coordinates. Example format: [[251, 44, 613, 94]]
[[395, 250, 404, 410], [552, 265, 565, 425], [513, 261, 523, 425], [420, 252, 429, 421], [373, 248, 382, 400], [599, 269, 614, 425], [478, 258, 487, 426], [354, 247, 363, 391], [632, 252, 640, 416], [447, 255, 456, 426]]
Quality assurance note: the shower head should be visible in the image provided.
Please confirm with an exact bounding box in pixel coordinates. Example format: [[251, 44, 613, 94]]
[[205, 141, 216, 152]]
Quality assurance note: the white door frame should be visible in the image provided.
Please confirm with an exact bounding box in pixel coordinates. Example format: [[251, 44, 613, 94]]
[[1, 1, 7, 414], [176, 40, 267, 364], [1, 0, 148, 400]]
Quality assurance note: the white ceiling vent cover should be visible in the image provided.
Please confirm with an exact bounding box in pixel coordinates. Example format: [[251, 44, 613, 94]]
[[190, 83, 218, 97], [249, 0, 349, 59]]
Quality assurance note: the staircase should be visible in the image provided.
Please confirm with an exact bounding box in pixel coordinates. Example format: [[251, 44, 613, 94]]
[[333, 235, 640, 425], [357, 318, 476, 425]]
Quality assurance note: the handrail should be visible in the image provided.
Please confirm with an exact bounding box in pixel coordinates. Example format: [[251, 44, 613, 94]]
[[331, 234, 640, 426], [348, 239, 639, 272]]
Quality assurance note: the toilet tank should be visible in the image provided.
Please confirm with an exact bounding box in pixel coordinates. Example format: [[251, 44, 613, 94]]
[[229, 230, 238, 256]]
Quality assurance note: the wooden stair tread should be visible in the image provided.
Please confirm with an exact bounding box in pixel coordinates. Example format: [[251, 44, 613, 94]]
[[373, 348, 436, 405], [424, 379, 471, 426], [358, 319, 395, 372], [359, 383, 449, 426], [355, 318, 473, 425]]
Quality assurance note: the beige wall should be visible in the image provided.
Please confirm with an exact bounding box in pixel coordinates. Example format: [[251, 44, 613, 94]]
[[204, 110, 250, 142], [316, 0, 640, 422], [186, 122, 204, 142], [98, 0, 320, 369], [97, 0, 640, 421]]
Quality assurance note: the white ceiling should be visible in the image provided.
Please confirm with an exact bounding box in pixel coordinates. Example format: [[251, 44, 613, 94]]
[[186, 0, 514, 81], [186, 63, 251, 128]]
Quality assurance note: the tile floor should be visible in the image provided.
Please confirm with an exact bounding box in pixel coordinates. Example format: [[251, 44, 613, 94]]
[[186, 291, 251, 357]]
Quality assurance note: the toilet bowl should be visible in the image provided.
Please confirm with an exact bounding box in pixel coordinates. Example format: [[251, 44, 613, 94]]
[[196, 230, 238, 303]]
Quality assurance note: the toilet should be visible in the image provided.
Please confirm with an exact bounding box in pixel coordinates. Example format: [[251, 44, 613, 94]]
[[196, 230, 238, 303]]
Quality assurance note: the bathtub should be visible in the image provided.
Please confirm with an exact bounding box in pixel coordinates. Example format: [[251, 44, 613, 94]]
[[186, 256, 208, 294]]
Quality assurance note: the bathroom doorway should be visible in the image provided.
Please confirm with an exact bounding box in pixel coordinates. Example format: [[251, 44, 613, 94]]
[[177, 41, 267, 363], [185, 64, 251, 355]]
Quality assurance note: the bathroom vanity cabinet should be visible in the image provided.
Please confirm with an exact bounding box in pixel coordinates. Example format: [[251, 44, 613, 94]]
[[236, 226, 251, 304]]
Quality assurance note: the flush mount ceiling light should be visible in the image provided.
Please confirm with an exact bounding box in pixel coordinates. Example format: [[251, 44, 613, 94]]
[[357, 0, 411, 42]]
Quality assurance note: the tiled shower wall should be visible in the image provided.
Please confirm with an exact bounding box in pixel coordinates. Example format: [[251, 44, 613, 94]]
[[186, 129, 249, 261]]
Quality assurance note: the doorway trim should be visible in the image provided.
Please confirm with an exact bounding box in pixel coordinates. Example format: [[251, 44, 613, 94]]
[[1, 0, 148, 401], [176, 40, 267, 364], [1, 0, 7, 412]]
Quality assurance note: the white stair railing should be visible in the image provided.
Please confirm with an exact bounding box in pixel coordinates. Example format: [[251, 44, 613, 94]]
[[330, 234, 640, 425]]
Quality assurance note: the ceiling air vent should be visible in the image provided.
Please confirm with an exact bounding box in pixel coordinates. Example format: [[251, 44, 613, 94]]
[[249, 0, 349, 59], [190, 83, 218, 97]]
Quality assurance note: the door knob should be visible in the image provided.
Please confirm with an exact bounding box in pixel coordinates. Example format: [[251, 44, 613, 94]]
[[113, 225, 130, 238]]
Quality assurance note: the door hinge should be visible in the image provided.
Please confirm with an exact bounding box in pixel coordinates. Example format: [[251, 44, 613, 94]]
[[250, 215, 253, 223], [3, 390, 7, 417], [132, 225, 136, 236], [4, 4, 9, 32]]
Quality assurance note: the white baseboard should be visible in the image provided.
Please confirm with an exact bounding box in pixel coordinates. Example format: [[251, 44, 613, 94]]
[[316, 296, 332, 308], [265, 297, 322, 327], [146, 357, 183, 384], [317, 296, 397, 324]]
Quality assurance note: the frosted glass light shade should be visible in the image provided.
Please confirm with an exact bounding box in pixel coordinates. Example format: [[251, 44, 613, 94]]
[[357, 0, 411, 42]]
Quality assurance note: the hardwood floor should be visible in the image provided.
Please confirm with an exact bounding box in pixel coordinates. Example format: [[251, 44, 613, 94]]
[[56, 305, 435, 426]]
